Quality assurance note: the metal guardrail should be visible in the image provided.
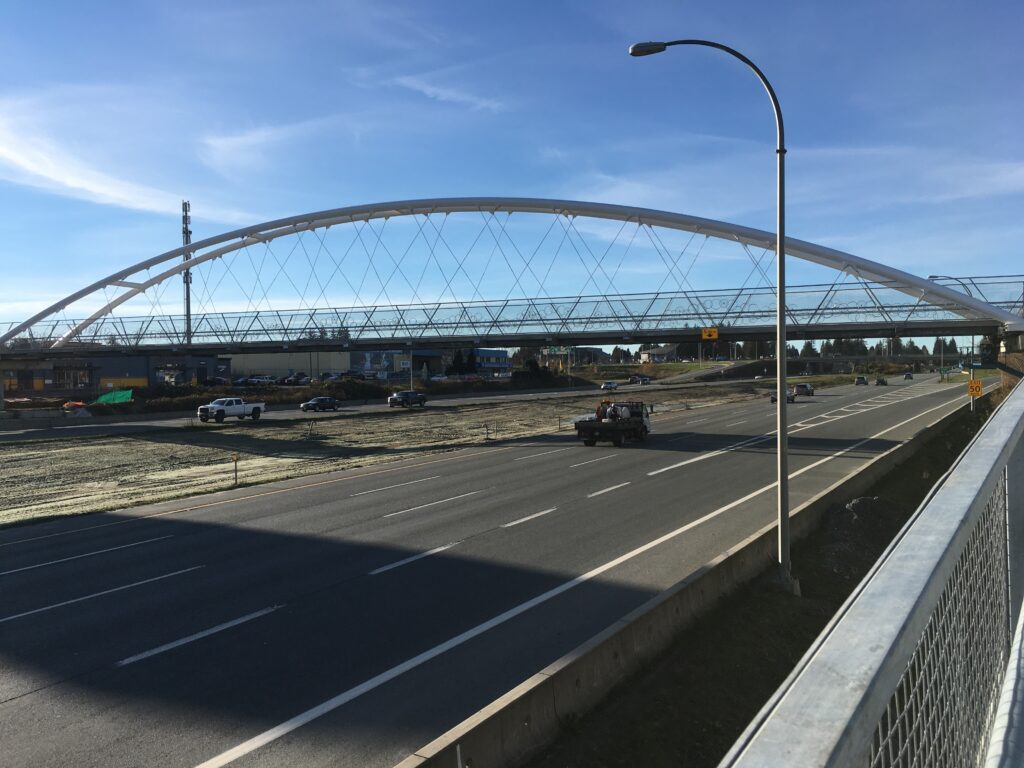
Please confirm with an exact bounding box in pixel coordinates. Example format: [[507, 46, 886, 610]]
[[720, 380, 1024, 768]]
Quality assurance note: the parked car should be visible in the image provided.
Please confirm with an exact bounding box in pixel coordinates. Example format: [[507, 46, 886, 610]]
[[770, 388, 796, 404], [794, 382, 815, 396], [875, 377, 888, 386], [300, 396, 339, 412], [388, 390, 427, 407], [283, 372, 308, 385], [247, 375, 276, 386], [429, 374, 448, 382], [600, 381, 619, 391], [904, 372, 914, 380], [855, 376, 869, 385], [232, 376, 250, 386], [636, 376, 651, 385]]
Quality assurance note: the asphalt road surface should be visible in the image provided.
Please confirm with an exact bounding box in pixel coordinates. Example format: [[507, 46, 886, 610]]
[[0, 375, 987, 767]]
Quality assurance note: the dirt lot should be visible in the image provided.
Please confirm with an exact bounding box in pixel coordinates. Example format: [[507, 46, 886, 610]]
[[1, 386, 759, 527]]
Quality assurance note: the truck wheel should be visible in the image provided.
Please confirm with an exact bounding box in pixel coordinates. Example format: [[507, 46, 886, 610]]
[[639, 426, 648, 441], [215, 412, 225, 423], [583, 439, 596, 447], [251, 408, 261, 421], [238, 414, 245, 420], [199, 417, 208, 423]]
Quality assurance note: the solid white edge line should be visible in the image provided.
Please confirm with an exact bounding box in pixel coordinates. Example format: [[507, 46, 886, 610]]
[[383, 491, 482, 519], [725, 420, 748, 427], [0, 566, 204, 624], [513, 447, 573, 461], [501, 508, 557, 528], [648, 377, 969, 476], [116, 605, 283, 667], [368, 542, 461, 576], [586, 482, 631, 498], [569, 454, 616, 468], [350, 475, 441, 497], [0, 535, 174, 576], [190, 381, 985, 768]]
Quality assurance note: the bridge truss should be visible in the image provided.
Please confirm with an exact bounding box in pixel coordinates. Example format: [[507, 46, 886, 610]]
[[1, 199, 1021, 353]]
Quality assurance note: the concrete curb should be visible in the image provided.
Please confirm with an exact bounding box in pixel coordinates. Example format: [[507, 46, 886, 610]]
[[394, 398, 974, 768]]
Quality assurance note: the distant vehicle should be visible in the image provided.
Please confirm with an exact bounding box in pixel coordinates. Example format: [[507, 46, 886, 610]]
[[206, 376, 229, 386], [904, 372, 914, 380], [875, 377, 888, 386], [197, 397, 265, 423], [246, 375, 276, 386], [770, 389, 796, 404], [636, 376, 651, 385], [283, 372, 308, 385], [753, 375, 764, 380], [600, 381, 619, 391], [300, 396, 338, 412], [388, 390, 427, 407], [855, 376, 869, 385], [232, 376, 250, 386], [577, 401, 651, 447], [799, 371, 810, 376], [794, 382, 815, 396], [429, 374, 448, 382]]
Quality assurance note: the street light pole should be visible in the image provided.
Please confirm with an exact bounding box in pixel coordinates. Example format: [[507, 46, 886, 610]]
[[631, 39, 796, 590]]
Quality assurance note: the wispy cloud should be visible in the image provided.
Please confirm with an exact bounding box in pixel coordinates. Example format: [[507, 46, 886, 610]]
[[392, 75, 504, 112], [0, 89, 254, 224], [200, 117, 338, 177]]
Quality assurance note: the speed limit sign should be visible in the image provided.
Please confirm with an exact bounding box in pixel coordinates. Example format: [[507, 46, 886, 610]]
[[967, 379, 983, 398]]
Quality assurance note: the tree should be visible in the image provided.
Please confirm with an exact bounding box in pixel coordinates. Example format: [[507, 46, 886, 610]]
[[799, 340, 819, 358], [466, 351, 478, 372], [786, 343, 800, 357], [447, 349, 466, 375]]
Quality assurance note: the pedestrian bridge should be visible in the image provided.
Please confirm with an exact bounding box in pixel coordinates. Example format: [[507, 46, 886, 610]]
[[1, 198, 1021, 353]]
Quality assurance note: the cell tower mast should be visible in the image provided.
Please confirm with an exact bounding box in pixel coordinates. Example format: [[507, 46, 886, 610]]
[[182, 200, 192, 345]]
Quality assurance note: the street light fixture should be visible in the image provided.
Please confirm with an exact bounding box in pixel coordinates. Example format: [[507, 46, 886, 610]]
[[630, 39, 797, 591]]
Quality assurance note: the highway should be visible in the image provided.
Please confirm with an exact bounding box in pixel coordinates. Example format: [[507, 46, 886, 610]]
[[0, 375, 983, 767]]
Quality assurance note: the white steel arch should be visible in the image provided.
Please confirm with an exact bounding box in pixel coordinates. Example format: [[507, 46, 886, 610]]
[[4, 197, 1021, 347]]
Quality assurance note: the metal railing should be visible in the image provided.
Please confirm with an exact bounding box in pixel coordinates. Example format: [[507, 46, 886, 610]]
[[721, 380, 1024, 768]]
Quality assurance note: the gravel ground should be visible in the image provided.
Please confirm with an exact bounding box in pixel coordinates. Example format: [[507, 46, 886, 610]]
[[2, 387, 758, 526]]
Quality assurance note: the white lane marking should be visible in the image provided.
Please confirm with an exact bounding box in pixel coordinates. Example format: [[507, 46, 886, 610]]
[[725, 420, 748, 427], [0, 445, 521, 548], [369, 542, 460, 575], [116, 605, 282, 667], [501, 508, 557, 528], [569, 454, 616, 468], [586, 482, 631, 498], [0, 566, 204, 624], [190, 461, 799, 768], [0, 535, 174, 576], [513, 447, 573, 461], [189, 384, 986, 768], [648, 379, 970, 477], [382, 491, 482, 519], [686, 418, 709, 425], [349, 476, 441, 497]]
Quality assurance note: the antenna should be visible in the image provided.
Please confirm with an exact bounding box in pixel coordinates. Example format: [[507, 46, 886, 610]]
[[182, 200, 192, 345]]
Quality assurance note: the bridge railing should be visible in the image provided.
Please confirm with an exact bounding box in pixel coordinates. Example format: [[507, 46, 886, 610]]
[[721, 379, 1024, 768]]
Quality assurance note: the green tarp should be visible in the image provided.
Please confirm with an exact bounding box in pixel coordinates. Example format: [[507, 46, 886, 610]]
[[92, 389, 133, 404]]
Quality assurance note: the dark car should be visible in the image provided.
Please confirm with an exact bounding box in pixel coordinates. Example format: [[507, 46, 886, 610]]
[[875, 377, 888, 386], [855, 376, 869, 385], [388, 390, 427, 407], [904, 372, 914, 380], [300, 396, 339, 412], [770, 388, 796, 404]]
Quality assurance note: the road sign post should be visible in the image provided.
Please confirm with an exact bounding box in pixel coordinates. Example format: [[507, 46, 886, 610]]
[[968, 376, 982, 412]]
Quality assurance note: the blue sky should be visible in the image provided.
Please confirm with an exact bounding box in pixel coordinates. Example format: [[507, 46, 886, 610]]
[[1, 0, 1022, 325]]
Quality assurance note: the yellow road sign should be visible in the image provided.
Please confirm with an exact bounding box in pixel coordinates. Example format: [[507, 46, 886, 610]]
[[701, 327, 719, 340], [967, 379, 983, 398]]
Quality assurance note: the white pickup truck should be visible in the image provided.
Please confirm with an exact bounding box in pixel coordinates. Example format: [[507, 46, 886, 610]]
[[197, 397, 266, 423]]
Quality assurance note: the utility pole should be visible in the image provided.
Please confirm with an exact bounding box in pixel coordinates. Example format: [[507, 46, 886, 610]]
[[182, 201, 193, 345]]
